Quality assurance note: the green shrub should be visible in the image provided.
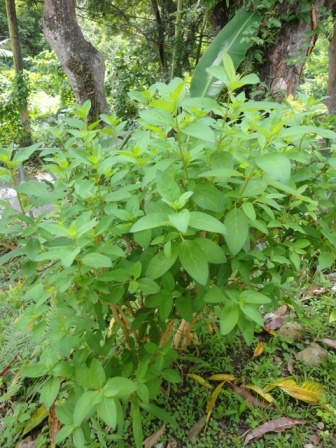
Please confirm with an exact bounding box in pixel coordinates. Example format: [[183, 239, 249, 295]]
[[1, 59, 336, 447]]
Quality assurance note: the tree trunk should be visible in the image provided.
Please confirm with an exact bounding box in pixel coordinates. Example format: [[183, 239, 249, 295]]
[[151, 0, 169, 80], [260, 0, 336, 98], [5, 0, 32, 146], [43, 0, 109, 124], [326, 23, 336, 113]]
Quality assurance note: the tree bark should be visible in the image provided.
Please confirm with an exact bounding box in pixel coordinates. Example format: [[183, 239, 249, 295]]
[[43, 0, 109, 124], [5, 0, 32, 146], [151, 0, 169, 80], [260, 0, 336, 98], [326, 23, 336, 113]]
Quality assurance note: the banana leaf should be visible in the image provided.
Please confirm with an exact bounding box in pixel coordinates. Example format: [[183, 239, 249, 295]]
[[189, 9, 261, 99]]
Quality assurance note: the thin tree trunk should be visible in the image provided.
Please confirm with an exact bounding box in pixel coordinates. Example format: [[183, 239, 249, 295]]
[[326, 23, 336, 113], [5, 0, 32, 146], [151, 0, 169, 80], [43, 0, 109, 124], [171, 0, 183, 78]]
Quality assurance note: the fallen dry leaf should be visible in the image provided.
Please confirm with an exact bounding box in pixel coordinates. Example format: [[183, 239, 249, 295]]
[[253, 341, 264, 357], [287, 359, 294, 375], [321, 338, 336, 349], [244, 384, 273, 403], [187, 416, 206, 440], [187, 373, 213, 390], [243, 417, 306, 445], [273, 378, 325, 404], [209, 373, 236, 382], [206, 381, 226, 425], [228, 383, 271, 409], [143, 424, 165, 447]]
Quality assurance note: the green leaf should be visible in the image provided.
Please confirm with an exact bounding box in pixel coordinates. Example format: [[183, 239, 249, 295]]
[[81, 253, 112, 268], [169, 209, 190, 233], [73, 391, 101, 427], [224, 208, 249, 255], [256, 153, 291, 184], [22, 364, 48, 378], [40, 377, 60, 409], [103, 377, 137, 399], [242, 202, 256, 221], [175, 296, 194, 323], [96, 397, 117, 428], [159, 294, 174, 321], [17, 180, 50, 197], [73, 427, 85, 448], [162, 369, 182, 384], [220, 303, 240, 335], [12, 143, 41, 163], [179, 240, 209, 285], [89, 358, 106, 389], [131, 402, 143, 448], [130, 214, 168, 232], [189, 211, 227, 235], [181, 123, 215, 142], [239, 290, 272, 305], [55, 425, 74, 444], [61, 247, 81, 267], [139, 402, 177, 427], [239, 303, 264, 326], [26, 238, 41, 261], [146, 246, 179, 279], [318, 252, 335, 270], [190, 9, 261, 98], [156, 170, 181, 204], [139, 109, 174, 128], [192, 183, 225, 212], [195, 238, 227, 264], [137, 278, 160, 294], [204, 286, 226, 304]]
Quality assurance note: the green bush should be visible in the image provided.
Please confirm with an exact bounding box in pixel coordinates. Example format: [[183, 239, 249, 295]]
[[1, 59, 336, 447]]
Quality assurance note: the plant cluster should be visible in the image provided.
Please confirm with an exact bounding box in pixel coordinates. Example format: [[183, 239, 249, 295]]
[[1, 55, 336, 447]]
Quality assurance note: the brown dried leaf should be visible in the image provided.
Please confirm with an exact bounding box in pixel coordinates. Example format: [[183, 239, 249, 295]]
[[243, 417, 306, 445], [263, 317, 284, 331], [143, 424, 165, 447], [186, 373, 213, 390], [322, 338, 336, 349], [209, 373, 237, 382], [187, 416, 206, 440], [253, 341, 264, 357], [206, 381, 226, 424], [229, 383, 270, 409], [275, 378, 325, 404], [244, 384, 273, 403]]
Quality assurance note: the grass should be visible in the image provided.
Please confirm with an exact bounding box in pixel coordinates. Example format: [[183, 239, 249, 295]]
[[0, 237, 336, 447]]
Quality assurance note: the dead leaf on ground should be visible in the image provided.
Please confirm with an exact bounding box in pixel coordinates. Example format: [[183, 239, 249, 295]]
[[287, 359, 294, 375], [253, 341, 264, 357], [186, 373, 213, 390], [244, 384, 273, 403], [143, 424, 165, 447], [243, 417, 306, 445], [228, 383, 271, 409], [271, 378, 325, 404], [187, 416, 206, 440], [49, 403, 59, 447], [321, 338, 336, 349], [209, 373, 236, 382], [206, 381, 226, 425]]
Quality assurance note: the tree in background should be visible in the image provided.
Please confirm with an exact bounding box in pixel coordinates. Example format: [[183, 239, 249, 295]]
[[5, 0, 32, 145], [43, 0, 109, 124]]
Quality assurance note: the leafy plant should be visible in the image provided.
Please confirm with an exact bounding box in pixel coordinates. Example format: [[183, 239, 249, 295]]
[[1, 53, 336, 447]]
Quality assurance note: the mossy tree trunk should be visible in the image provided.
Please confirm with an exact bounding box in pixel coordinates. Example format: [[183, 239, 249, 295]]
[[43, 0, 109, 124], [259, 0, 336, 97], [5, 0, 32, 146]]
